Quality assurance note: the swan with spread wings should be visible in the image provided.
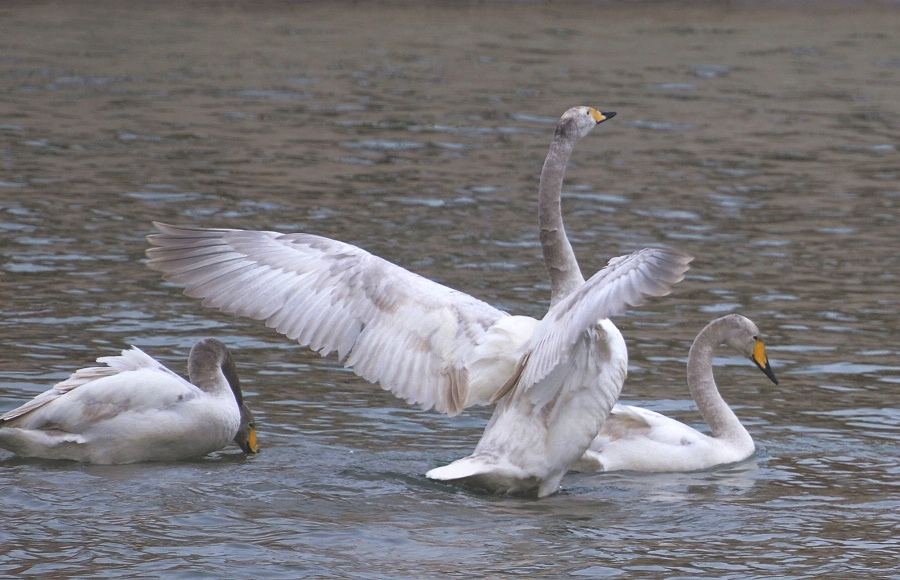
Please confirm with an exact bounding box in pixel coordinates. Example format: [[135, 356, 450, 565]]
[[146, 107, 691, 495]]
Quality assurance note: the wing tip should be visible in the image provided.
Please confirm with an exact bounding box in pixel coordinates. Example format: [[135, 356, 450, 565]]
[[646, 247, 693, 292]]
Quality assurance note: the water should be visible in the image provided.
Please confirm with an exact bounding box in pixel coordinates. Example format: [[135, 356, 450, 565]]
[[1, 1, 899, 577]]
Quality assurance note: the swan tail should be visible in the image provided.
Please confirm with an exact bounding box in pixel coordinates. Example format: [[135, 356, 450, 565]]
[[426, 457, 494, 482], [426, 456, 542, 496]]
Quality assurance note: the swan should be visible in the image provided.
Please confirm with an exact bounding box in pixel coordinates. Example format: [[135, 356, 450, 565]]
[[423, 250, 689, 496], [145, 106, 692, 496], [571, 314, 778, 473], [526, 116, 773, 477], [0, 338, 259, 463]]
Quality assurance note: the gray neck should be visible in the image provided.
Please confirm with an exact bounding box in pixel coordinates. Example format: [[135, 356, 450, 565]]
[[539, 132, 585, 306], [686, 319, 752, 445], [188, 342, 242, 407]]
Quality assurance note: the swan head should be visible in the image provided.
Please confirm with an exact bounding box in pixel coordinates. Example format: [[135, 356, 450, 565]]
[[234, 403, 259, 454], [189, 338, 234, 386], [557, 106, 616, 141], [189, 338, 260, 453], [721, 314, 779, 385]]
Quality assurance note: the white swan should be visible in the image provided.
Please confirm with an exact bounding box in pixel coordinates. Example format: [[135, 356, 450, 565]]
[[572, 314, 778, 473], [423, 251, 689, 496], [0, 338, 259, 463], [145, 106, 692, 496], [527, 116, 773, 477]]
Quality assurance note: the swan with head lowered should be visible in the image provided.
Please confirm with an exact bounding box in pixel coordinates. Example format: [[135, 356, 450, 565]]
[[146, 106, 692, 496], [572, 314, 778, 473], [0, 338, 259, 463]]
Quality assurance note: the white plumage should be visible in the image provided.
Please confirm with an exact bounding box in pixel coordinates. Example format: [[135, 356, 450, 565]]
[[573, 314, 779, 473], [0, 339, 258, 464], [149, 226, 523, 417], [426, 250, 689, 497], [145, 106, 692, 496]]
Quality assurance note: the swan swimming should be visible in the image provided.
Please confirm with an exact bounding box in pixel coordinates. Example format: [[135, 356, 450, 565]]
[[424, 249, 689, 496], [0, 338, 258, 463], [146, 106, 691, 496], [521, 115, 775, 478], [571, 314, 778, 473]]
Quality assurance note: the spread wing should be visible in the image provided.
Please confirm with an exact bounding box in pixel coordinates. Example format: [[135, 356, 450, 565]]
[[494, 248, 693, 409], [146, 223, 508, 416]]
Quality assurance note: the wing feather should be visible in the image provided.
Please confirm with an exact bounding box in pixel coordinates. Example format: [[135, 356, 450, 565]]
[[147, 223, 508, 416], [0, 347, 175, 424], [518, 248, 692, 395]]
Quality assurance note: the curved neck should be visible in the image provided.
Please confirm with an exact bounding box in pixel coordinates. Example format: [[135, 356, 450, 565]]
[[189, 350, 242, 407], [539, 132, 584, 306], [686, 319, 752, 445]]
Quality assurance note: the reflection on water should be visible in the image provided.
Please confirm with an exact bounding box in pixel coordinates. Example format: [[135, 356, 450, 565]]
[[1, 1, 899, 577]]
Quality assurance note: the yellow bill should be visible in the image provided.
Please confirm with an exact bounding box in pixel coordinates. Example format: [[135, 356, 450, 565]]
[[589, 108, 616, 124], [246, 427, 259, 454], [751, 339, 779, 385]]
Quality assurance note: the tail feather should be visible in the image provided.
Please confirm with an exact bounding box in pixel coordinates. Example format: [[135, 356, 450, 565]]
[[426, 457, 495, 482], [426, 456, 541, 496]]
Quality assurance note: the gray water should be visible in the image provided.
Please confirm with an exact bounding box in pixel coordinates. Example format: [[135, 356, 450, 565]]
[[1, 1, 899, 577]]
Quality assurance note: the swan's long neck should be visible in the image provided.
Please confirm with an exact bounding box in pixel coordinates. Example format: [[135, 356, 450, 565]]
[[686, 319, 752, 447], [539, 131, 585, 306], [189, 346, 242, 407]]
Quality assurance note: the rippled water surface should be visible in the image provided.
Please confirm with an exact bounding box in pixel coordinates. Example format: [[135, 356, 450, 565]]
[[1, 1, 899, 577]]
